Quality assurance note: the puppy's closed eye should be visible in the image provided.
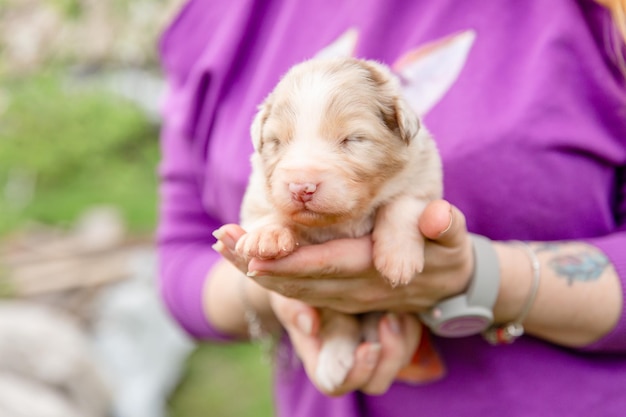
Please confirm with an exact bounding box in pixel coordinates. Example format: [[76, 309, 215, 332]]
[[340, 134, 366, 146], [266, 136, 283, 148]]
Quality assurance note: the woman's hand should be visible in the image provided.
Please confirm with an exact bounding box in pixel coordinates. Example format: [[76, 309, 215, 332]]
[[214, 200, 474, 314], [213, 198, 624, 350], [270, 292, 422, 396]]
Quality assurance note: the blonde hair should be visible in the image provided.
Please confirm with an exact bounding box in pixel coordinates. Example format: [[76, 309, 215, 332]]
[[596, 0, 626, 74], [597, 0, 626, 38]]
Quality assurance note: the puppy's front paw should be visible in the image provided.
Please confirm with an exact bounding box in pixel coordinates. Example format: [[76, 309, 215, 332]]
[[373, 236, 425, 286], [235, 225, 297, 260], [315, 337, 358, 392]]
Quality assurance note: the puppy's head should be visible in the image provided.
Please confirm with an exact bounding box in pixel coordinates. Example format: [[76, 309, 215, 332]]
[[251, 57, 420, 227]]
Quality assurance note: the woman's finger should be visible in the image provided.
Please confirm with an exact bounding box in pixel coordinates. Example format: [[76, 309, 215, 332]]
[[270, 293, 319, 336], [212, 224, 248, 271], [418, 200, 468, 248], [271, 295, 385, 396], [360, 314, 421, 395], [269, 293, 320, 370], [213, 224, 247, 250], [248, 236, 373, 277]]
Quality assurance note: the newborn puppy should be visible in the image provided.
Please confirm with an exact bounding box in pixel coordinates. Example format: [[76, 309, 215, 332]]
[[237, 57, 443, 391]]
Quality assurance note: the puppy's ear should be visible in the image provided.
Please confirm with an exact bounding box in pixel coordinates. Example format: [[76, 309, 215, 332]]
[[250, 98, 272, 150], [392, 94, 420, 143], [362, 60, 420, 143]]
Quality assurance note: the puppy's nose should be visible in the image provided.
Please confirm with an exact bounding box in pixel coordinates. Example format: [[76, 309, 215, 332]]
[[289, 182, 317, 202]]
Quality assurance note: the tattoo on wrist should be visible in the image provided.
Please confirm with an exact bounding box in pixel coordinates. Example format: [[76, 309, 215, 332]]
[[545, 249, 609, 285]]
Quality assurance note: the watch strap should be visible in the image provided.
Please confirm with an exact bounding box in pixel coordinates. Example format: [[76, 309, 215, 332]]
[[419, 234, 500, 337]]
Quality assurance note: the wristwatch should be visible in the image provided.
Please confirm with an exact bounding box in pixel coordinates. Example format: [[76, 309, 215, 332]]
[[419, 234, 500, 337]]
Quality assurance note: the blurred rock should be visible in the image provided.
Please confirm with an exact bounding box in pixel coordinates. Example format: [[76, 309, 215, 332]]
[[91, 249, 194, 417], [0, 301, 110, 417], [0, 207, 194, 417], [0, 373, 82, 417]]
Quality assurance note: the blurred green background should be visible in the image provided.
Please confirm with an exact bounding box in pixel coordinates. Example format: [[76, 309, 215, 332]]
[[0, 0, 273, 416]]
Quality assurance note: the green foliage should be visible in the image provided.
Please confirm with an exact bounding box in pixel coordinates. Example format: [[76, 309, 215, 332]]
[[0, 71, 159, 234], [44, 0, 83, 19], [168, 343, 274, 417], [0, 69, 274, 416]]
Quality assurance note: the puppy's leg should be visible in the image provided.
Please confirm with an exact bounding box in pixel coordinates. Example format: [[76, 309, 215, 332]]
[[315, 310, 361, 392], [236, 220, 298, 260], [372, 196, 429, 286], [361, 312, 384, 343]]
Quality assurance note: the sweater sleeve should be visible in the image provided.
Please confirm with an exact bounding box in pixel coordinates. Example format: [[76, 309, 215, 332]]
[[156, 96, 235, 342], [583, 166, 626, 352], [582, 231, 626, 352]]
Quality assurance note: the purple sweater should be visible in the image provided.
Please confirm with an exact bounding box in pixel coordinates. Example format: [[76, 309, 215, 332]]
[[157, 1, 626, 416]]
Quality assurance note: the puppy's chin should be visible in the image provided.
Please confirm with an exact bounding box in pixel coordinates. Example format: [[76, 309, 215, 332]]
[[288, 209, 347, 227]]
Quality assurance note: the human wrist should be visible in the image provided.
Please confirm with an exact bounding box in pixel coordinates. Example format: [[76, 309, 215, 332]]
[[491, 241, 538, 325], [420, 234, 500, 337], [419, 235, 541, 340], [485, 241, 542, 344], [205, 259, 275, 337], [243, 277, 274, 322]]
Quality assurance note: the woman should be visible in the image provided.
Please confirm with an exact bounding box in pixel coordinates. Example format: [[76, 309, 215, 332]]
[[158, 0, 626, 415]]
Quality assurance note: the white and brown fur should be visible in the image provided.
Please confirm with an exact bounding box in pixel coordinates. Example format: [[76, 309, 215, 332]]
[[237, 57, 442, 391]]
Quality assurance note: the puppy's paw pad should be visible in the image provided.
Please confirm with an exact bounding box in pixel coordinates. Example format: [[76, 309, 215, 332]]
[[235, 226, 297, 260], [315, 340, 356, 392]]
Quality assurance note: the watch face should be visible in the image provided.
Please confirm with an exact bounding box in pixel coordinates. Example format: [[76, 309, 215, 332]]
[[436, 316, 491, 337]]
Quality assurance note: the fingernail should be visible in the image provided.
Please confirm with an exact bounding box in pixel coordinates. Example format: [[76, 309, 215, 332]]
[[247, 269, 270, 278], [211, 241, 225, 253], [386, 313, 402, 335], [364, 343, 382, 367], [437, 208, 453, 238], [296, 313, 313, 335], [213, 227, 238, 248]]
